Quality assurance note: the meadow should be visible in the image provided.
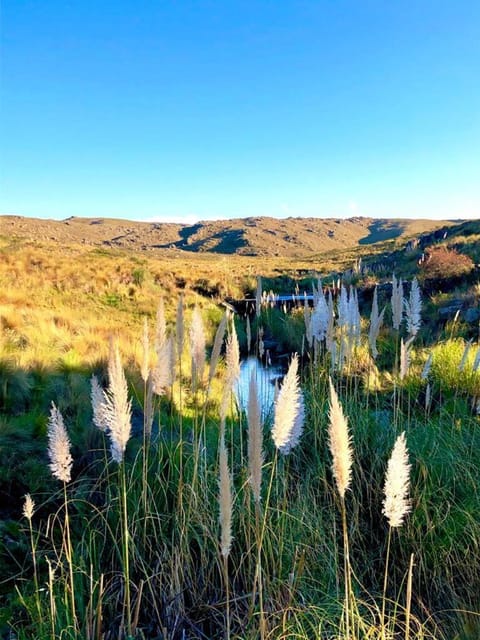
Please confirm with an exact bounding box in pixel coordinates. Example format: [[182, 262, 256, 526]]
[[0, 231, 479, 640]]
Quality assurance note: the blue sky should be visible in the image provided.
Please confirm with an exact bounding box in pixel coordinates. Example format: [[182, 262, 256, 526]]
[[1, 1, 479, 222]]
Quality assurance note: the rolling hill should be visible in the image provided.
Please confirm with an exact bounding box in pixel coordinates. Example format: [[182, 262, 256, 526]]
[[0, 214, 466, 258]]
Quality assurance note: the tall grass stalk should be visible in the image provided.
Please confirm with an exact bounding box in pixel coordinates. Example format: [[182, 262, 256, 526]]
[[328, 379, 353, 639], [381, 431, 411, 639], [219, 436, 233, 640], [23, 495, 42, 624]]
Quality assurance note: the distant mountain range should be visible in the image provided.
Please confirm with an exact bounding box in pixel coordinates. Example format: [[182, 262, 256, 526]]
[[0, 214, 468, 258]]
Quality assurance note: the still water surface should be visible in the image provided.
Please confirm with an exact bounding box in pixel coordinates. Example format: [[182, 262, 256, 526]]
[[235, 356, 282, 420]]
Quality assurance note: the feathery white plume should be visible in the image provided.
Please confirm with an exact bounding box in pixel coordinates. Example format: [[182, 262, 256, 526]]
[[311, 287, 330, 342], [91, 375, 108, 431], [23, 494, 35, 520], [400, 338, 412, 380], [155, 298, 166, 354], [141, 317, 150, 382], [383, 432, 411, 528], [404, 278, 422, 337], [391, 274, 404, 331], [369, 287, 385, 360], [209, 313, 228, 386], [338, 285, 349, 329], [218, 438, 233, 557], [255, 276, 262, 317], [473, 348, 480, 373], [328, 379, 353, 499], [421, 353, 433, 380], [103, 341, 132, 464], [153, 334, 175, 395], [47, 402, 73, 482], [271, 354, 304, 455], [176, 294, 184, 360]]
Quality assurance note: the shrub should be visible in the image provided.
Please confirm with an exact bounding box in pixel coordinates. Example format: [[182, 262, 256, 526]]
[[420, 246, 474, 281]]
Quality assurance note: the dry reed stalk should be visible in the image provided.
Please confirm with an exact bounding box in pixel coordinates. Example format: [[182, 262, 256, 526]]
[[404, 277, 422, 338], [271, 354, 304, 455], [328, 379, 352, 499], [104, 341, 132, 464], [190, 306, 206, 390], [391, 274, 404, 331], [248, 372, 263, 503], [383, 431, 411, 528], [47, 403, 73, 483], [208, 312, 227, 386]]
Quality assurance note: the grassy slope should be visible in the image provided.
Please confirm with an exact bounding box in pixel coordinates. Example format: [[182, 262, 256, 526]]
[[1, 219, 480, 638]]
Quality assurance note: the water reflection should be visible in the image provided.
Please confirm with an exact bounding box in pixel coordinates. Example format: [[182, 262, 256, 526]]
[[235, 356, 283, 421]]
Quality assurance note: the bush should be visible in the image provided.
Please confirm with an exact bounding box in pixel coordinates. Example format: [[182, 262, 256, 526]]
[[420, 246, 474, 281]]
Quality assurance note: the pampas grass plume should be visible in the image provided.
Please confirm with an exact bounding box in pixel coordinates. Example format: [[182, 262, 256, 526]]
[[23, 494, 35, 520], [369, 286, 386, 360], [391, 274, 404, 331], [91, 375, 107, 431], [47, 402, 73, 483], [328, 379, 352, 499], [383, 432, 411, 528], [405, 277, 422, 337], [153, 334, 175, 396], [256, 276, 262, 317], [400, 338, 412, 380], [421, 353, 433, 380], [155, 298, 166, 353], [104, 341, 132, 464], [176, 294, 184, 360], [218, 437, 233, 557], [141, 317, 150, 382], [248, 372, 263, 503], [208, 313, 227, 386], [272, 354, 304, 455]]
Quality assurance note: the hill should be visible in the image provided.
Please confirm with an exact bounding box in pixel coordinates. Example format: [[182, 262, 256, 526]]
[[0, 214, 463, 258]]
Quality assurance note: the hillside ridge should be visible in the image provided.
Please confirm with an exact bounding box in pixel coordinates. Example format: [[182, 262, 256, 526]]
[[0, 214, 465, 258]]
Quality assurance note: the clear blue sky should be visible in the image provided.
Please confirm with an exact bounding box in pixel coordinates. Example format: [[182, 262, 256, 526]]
[[1, 1, 479, 222]]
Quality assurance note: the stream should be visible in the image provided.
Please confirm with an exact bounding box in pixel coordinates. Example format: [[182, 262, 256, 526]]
[[235, 356, 283, 421]]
